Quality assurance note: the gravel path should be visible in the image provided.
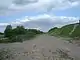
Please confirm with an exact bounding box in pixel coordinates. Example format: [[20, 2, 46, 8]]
[[0, 34, 80, 60]]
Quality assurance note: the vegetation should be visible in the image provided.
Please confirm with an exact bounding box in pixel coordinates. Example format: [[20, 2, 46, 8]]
[[48, 27, 61, 36], [4, 25, 12, 37], [0, 25, 43, 43], [48, 23, 80, 39], [0, 32, 4, 38], [0, 32, 4, 35], [60, 24, 75, 36], [71, 24, 80, 37]]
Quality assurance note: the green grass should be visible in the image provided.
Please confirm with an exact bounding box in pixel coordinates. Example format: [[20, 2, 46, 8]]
[[71, 25, 80, 37], [48, 23, 80, 39], [60, 24, 74, 36]]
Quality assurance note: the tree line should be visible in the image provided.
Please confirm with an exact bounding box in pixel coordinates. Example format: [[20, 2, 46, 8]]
[[0, 25, 43, 43]]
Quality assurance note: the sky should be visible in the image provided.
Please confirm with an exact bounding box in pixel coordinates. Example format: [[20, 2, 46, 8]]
[[0, 0, 80, 32]]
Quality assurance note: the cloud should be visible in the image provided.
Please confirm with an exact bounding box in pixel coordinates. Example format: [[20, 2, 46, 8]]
[[0, 14, 79, 32], [0, 23, 9, 26], [12, 14, 79, 31], [0, 23, 9, 32], [13, 0, 38, 5], [0, 0, 80, 15]]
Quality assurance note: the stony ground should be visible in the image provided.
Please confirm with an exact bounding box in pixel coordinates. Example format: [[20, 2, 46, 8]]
[[0, 34, 80, 60]]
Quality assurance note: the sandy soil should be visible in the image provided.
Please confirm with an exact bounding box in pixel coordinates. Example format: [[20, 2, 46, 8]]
[[0, 34, 80, 60]]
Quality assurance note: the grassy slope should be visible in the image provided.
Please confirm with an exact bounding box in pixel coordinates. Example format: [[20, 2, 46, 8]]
[[48, 28, 61, 36], [48, 23, 80, 38], [71, 24, 80, 37], [60, 24, 74, 36]]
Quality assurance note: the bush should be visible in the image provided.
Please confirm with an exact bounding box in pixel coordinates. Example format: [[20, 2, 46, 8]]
[[0, 38, 9, 43], [3, 25, 43, 43], [9, 33, 36, 43]]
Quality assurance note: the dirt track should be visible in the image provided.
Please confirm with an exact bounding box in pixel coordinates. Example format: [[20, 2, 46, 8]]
[[0, 34, 80, 60]]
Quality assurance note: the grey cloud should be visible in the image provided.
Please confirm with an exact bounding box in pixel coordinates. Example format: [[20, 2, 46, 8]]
[[0, 26, 6, 32], [0, 8, 18, 16], [68, 0, 79, 2], [11, 18, 54, 32], [13, 0, 38, 5], [0, 0, 80, 15], [23, 21, 54, 32], [0, 0, 39, 15], [0, 27, 5, 32], [0, 14, 79, 32], [0, 0, 14, 15], [14, 16, 78, 32]]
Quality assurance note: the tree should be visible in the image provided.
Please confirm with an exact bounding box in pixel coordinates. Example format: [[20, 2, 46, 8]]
[[12, 26, 26, 35], [16, 26, 26, 34], [4, 25, 12, 37], [0, 32, 3, 35]]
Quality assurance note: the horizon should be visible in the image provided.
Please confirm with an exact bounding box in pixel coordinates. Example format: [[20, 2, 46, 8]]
[[0, 21, 80, 33], [0, 0, 80, 32]]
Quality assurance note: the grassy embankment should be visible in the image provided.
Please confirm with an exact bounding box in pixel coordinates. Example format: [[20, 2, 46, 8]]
[[48, 23, 80, 41]]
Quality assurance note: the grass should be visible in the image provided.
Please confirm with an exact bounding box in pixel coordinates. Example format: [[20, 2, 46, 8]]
[[60, 24, 74, 36], [48, 23, 80, 39]]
